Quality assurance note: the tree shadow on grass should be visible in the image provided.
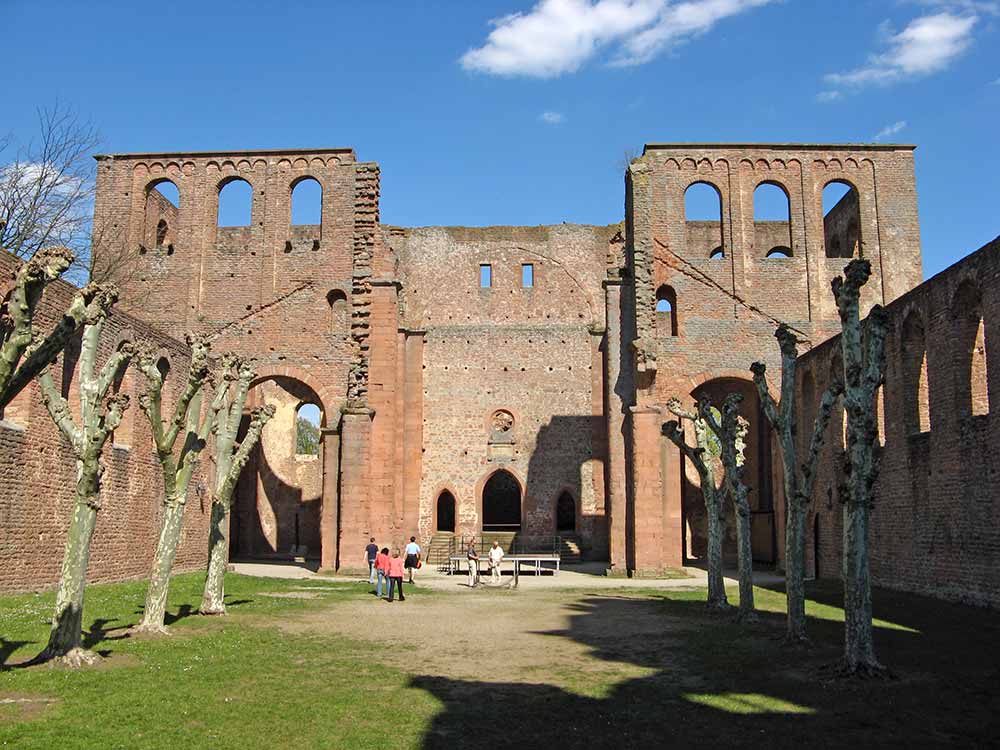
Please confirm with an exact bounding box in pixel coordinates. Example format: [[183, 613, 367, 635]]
[[0, 639, 35, 668], [410, 592, 1000, 749]]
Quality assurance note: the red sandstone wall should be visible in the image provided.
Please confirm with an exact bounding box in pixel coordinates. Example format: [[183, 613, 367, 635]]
[[626, 144, 924, 574], [794, 235, 1000, 606], [391, 225, 612, 556], [0, 252, 209, 593]]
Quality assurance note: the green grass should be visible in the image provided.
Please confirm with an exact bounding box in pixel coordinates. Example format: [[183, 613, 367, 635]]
[[1, 574, 998, 749]]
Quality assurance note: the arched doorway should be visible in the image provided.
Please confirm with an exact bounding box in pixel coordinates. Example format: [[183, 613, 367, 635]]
[[437, 491, 456, 533], [482, 470, 521, 532], [681, 376, 775, 564], [556, 491, 576, 532], [231, 375, 326, 560]]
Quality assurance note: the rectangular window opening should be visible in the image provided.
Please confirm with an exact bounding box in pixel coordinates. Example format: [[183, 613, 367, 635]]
[[521, 263, 534, 288], [479, 264, 492, 288]]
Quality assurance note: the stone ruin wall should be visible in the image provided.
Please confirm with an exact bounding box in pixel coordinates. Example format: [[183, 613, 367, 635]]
[[391, 224, 614, 556], [795, 235, 1000, 606], [0, 252, 210, 593], [623, 144, 923, 575]]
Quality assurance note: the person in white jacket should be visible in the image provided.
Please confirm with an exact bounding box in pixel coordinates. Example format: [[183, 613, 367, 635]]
[[488, 540, 504, 584]]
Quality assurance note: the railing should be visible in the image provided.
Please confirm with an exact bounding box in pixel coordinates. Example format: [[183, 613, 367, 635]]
[[449, 533, 564, 557]]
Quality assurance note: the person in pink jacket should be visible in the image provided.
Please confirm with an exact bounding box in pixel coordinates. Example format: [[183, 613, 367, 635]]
[[386, 548, 406, 602], [374, 547, 391, 599]]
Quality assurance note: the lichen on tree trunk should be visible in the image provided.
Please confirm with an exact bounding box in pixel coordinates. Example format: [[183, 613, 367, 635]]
[[752, 325, 841, 643], [133, 336, 218, 634], [663, 398, 729, 610], [35, 303, 131, 666], [701, 395, 756, 621], [198, 354, 274, 616], [832, 259, 889, 676]]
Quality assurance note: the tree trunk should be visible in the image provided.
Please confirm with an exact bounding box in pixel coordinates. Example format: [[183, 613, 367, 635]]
[[843, 497, 877, 672], [200, 501, 230, 615], [785, 501, 807, 640], [135, 497, 186, 634], [40, 470, 101, 666], [705, 495, 728, 609], [733, 495, 756, 621]]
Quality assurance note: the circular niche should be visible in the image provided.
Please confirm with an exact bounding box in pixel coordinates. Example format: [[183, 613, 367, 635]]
[[491, 409, 514, 434]]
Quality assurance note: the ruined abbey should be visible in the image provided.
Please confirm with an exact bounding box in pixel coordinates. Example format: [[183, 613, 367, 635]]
[[2, 142, 997, 607]]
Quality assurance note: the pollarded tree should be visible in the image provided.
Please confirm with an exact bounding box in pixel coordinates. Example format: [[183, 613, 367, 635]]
[[34, 290, 134, 666], [662, 397, 728, 610], [701, 394, 756, 622], [751, 325, 843, 642], [0, 246, 116, 413], [132, 335, 224, 634], [200, 355, 274, 615], [832, 259, 889, 675]]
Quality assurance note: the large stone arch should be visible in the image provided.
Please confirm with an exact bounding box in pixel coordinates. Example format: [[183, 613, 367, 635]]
[[230, 367, 341, 565], [475, 467, 526, 534]]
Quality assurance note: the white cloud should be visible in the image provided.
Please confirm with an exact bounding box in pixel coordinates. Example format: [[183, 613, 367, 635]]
[[540, 111, 566, 124], [824, 11, 978, 92], [460, 0, 776, 78], [873, 120, 908, 141], [816, 90, 843, 102]]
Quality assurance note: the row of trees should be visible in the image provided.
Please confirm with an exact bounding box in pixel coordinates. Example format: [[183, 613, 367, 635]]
[[663, 258, 888, 676], [0, 245, 274, 667]]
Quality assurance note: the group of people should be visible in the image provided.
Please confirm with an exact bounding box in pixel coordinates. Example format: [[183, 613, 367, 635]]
[[364, 536, 422, 602], [466, 539, 505, 587], [362, 536, 508, 596]]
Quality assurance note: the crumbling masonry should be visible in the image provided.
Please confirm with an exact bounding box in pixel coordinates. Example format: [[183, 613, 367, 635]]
[[2, 142, 996, 606]]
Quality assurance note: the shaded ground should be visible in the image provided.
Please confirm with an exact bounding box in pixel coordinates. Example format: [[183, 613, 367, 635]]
[[0, 573, 997, 749]]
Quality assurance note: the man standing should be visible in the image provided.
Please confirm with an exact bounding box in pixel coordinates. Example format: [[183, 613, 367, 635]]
[[466, 541, 480, 588], [488, 540, 504, 584], [404, 536, 421, 584], [364, 537, 379, 584]]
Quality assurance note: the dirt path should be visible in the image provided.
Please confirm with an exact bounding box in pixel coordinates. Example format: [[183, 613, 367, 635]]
[[278, 587, 700, 694]]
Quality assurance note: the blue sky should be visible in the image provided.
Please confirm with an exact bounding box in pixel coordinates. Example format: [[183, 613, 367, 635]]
[[5, 0, 998, 278]]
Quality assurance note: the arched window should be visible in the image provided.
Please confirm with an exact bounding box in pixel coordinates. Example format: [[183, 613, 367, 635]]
[[156, 356, 170, 381], [901, 311, 930, 433], [655, 285, 678, 336], [436, 491, 456, 533], [296, 403, 321, 455], [754, 182, 792, 258], [685, 182, 724, 259], [709, 246, 725, 260], [875, 384, 886, 447], [218, 178, 253, 227], [109, 341, 135, 447], [953, 281, 989, 417], [145, 180, 178, 251], [556, 491, 576, 532], [291, 177, 322, 226], [326, 290, 348, 332], [823, 181, 861, 259]]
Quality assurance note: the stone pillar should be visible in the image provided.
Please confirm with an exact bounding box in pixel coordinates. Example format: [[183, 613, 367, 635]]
[[338, 406, 374, 575], [401, 330, 425, 540], [604, 278, 628, 574], [318, 419, 342, 573], [630, 406, 683, 574]]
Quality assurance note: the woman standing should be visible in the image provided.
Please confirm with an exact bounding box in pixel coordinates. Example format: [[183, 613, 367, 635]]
[[404, 536, 421, 584], [387, 549, 406, 602]]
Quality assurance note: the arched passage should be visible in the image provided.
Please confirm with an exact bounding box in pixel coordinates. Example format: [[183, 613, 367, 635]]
[[680, 376, 775, 564], [556, 491, 576, 532], [436, 491, 456, 533], [231, 375, 328, 561], [482, 470, 521, 532]]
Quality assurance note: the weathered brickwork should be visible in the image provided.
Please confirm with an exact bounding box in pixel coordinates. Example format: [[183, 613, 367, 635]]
[[390, 225, 612, 555], [0, 254, 210, 593], [795, 236, 1000, 606], [624, 144, 923, 575], [16, 139, 991, 604]]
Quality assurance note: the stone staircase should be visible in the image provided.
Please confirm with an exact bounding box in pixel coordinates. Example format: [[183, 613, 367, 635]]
[[558, 534, 583, 564], [424, 532, 456, 566]]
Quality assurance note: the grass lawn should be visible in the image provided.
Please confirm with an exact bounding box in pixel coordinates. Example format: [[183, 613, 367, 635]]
[[1, 572, 997, 749]]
